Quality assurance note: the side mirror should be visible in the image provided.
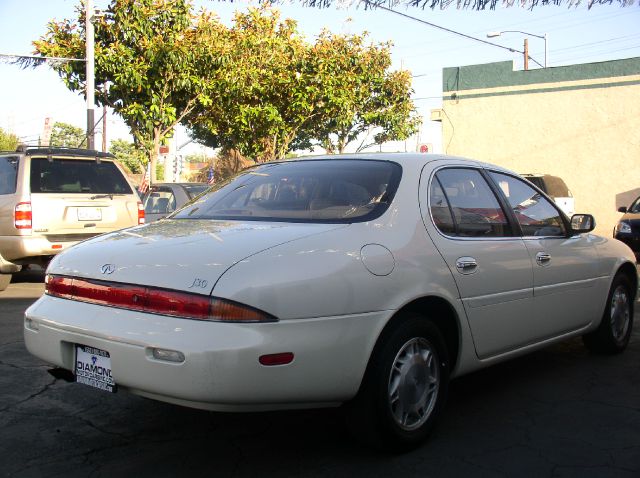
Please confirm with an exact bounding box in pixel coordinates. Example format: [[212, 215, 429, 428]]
[[570, 214, 596, 234], [618, 206, 628, 213]]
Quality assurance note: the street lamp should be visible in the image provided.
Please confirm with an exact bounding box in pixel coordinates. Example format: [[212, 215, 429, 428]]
[[487, 30, 548, 70]]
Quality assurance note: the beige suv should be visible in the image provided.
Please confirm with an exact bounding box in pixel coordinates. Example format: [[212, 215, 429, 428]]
[[0, 146, 144, 290]]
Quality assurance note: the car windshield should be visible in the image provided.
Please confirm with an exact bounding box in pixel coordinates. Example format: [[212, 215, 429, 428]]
[[171, 159, 402, 223], [183, 184, 210, 198], [629, 197, 640, 214], [30, 158, 133, 194]]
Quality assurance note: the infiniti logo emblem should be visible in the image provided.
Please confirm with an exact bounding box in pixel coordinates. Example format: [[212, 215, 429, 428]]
[[100, 264, 116, 275]]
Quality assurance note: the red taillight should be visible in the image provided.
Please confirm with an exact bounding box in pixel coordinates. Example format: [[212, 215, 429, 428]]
[[146, 288, 211, 319], [137, 201, 145, 225], [45, 275, 75, 299], [15, 202, 32, 229], [44, 274, 276, 323]]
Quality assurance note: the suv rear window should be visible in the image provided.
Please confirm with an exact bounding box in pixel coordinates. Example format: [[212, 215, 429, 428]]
[[30, 158, 133, 194], [0, 156, 19, 194], [173, 159, 402, 223]]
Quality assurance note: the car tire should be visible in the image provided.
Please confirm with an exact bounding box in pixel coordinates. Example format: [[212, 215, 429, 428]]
[[345, 314, 449, 452], [583, 273, 634, 354], [0, 274, 11, 291]]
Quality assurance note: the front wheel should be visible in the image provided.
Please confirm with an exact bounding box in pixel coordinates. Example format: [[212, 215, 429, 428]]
[[345, 315, 449, 452], [583, 273, 634, 354]]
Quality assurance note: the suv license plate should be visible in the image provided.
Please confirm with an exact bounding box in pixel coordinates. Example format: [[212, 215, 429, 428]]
[[77, 207, 102, 221], [75, 345, 116, 393]]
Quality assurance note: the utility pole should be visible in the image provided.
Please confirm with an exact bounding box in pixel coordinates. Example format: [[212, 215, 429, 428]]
[[86, 0, 95, 150], [523, 38, 529, 71], [102, 105, 107, 152]]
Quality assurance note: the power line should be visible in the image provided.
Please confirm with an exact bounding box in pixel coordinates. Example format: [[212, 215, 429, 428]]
[[364, 1, 523, 56]]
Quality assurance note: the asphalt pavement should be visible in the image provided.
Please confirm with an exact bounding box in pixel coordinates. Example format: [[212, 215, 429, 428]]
[[1, 271, 639, 477]]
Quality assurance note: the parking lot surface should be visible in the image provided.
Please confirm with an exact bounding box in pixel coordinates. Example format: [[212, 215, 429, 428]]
[[1, 272, 639, 477]]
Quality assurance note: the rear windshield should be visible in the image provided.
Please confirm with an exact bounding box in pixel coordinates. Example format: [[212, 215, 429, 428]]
[[30, 158, 133, 195], [172, 159, 402, 223], [525, 175, 571, 198], [541, 175, 571, 197], [0, 156, 19, 195]]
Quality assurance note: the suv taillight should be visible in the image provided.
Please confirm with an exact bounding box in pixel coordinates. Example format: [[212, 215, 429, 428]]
[[137, 201, 145, 224], [15, 202, 32, 230]]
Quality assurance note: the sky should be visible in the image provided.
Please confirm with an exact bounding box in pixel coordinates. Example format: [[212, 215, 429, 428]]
[[0, 0, 639, 155]]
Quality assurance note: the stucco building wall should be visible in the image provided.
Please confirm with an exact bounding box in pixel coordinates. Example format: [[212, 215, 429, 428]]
[[439, 58, 640, 236]]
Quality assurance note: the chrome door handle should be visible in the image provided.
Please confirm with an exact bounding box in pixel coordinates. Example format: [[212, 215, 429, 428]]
[[455, 257, 478, 274], [536, 252, 551, 265]]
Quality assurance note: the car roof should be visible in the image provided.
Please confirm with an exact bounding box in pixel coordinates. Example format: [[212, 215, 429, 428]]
[[271, 153, 516, 176], [1, 146, 116, 159]]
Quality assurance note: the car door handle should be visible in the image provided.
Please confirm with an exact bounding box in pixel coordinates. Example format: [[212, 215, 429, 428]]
[[455, 257, 478, 274], [535, 252, 551, 265]]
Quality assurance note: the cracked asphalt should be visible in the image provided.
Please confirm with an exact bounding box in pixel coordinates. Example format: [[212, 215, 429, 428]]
[[1, 271, 639, 478]]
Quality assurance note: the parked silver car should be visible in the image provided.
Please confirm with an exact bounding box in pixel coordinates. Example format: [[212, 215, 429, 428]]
[[142, 182, 209, 222]]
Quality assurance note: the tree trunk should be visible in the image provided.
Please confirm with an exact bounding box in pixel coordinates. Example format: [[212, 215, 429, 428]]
[[150, 128, 160, 184]]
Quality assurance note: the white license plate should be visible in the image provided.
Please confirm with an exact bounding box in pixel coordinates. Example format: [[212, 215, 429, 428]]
[[75, 345, 116, 393], [77, 207, 102, 221]]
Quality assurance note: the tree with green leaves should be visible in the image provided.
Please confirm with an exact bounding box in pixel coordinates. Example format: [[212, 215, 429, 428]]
[[109, 139, 146, 174], [309, 32, 420, 154], [33, 0, 229, 183], [49, 122, 85, 148], [188, 7, 311, 163], [0, 128, 19, 151], [188, 7, 418, 161]]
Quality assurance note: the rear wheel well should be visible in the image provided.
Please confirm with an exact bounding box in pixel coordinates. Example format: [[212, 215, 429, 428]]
[[373, 296, 460, 374]]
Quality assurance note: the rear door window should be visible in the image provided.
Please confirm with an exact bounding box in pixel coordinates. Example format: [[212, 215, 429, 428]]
[[30, 158, 133, 194], [0, 156, 19, 194]]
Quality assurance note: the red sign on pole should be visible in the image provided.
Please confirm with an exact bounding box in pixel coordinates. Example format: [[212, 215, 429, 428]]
[[419, 144, 429, 154]]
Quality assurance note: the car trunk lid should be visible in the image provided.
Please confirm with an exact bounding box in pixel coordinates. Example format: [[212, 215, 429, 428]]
[[48, 219, 346, 293]]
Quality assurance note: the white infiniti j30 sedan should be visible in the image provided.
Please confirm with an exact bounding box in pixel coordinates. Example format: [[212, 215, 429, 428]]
[[24, 154, 637, 451]]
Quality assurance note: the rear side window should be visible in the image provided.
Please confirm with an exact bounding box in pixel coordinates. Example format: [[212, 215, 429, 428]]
[[0, 156, 19, 194], [430, 168, 511, 237], [30, 158, 133, 194]]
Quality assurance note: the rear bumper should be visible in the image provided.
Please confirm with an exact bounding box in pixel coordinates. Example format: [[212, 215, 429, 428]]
[[0, 234, 81, 263], [24, 295, 387, 411]]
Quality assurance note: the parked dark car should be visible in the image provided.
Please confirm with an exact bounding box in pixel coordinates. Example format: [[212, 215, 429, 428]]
[[142, 183, 210, 222], [614, 195, 640, 261]]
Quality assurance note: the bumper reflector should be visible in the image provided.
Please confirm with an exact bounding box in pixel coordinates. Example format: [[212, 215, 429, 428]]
[[151, 348, 185, 363], [259, 352, 294, 366]]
